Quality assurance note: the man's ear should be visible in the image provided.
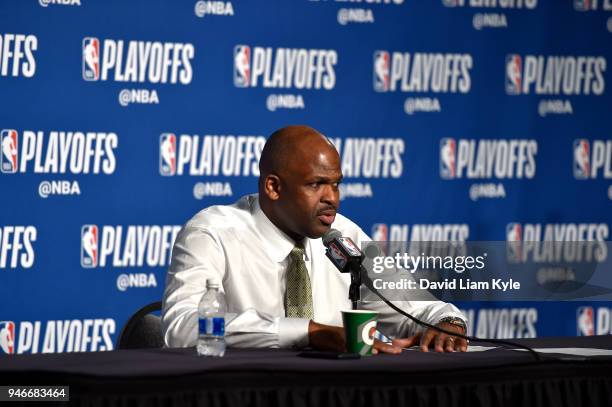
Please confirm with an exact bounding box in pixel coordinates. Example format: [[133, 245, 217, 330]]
[[263, 174, 281, 200]]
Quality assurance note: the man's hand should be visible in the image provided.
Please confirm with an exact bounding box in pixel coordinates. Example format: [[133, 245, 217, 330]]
[[308, 321, 403, 354], [307, 321, 468, 354], [308, 321, 346, 352], [389, 322, 468, 353]]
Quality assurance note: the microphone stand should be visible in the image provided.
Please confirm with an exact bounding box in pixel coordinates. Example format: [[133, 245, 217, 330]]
[[322, 240, 362, 310], [349, 269, 361, 310]]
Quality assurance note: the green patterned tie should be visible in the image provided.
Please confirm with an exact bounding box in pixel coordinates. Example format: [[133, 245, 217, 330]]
[[284, 243, 314, 319]]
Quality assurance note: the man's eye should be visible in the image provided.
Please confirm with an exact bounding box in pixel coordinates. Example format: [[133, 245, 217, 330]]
[[310, 182, 320, 188]]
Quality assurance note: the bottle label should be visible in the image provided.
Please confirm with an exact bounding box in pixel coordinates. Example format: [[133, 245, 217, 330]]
[[199, 317, 225, 337]]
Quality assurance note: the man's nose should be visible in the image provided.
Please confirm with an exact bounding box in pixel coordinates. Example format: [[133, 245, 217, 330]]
[[320, 184, 339, 207]]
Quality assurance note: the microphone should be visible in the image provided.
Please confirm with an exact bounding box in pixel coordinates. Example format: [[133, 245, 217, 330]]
[[322, 229, 370, 309], [321, 228, 542, 360], [322, 229, 364, 274]]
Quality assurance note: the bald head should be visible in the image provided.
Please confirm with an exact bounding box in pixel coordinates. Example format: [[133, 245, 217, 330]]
[[259, 125, 337, 179], [258, 125, 342, 241]]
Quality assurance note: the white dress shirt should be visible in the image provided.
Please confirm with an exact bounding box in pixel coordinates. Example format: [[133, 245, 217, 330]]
[[162, 194, 466, 348]]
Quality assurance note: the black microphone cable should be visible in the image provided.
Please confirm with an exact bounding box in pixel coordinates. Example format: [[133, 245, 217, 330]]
[[358, 269, 542, 361], [322, 229, 543, 361]]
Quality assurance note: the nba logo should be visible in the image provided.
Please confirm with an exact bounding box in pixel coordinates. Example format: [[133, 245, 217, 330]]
[[82, 37, 100, 81], [371, 224, 388, 242], [373, 51, 390, 92], [506, 223, 522, 242], [234, 45, 251, 88], [1, 129, 18, 174], [577, 306, 594, 336], [574, 0, 593, 11], [81, 225, 99, 268], [159, 133, 176, 176], [506, 223, 522, 262], [439, 138, 456, 179], [505, 55, 522, 95], [573, 139, 590, 180], [0, 321, 15, 354]]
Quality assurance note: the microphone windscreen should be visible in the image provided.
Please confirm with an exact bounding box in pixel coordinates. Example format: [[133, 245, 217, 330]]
[[363, 241, 382, 259], [322, 229, 342, 246]]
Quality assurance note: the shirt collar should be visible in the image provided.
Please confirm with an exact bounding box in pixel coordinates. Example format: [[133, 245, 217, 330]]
[[252, 195, 311, 263]]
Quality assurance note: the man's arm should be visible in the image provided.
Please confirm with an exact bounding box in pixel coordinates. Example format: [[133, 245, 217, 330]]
[[351, 226, 469, 352], [306, 302, 468, 354], [162, 225, 225, 347], [162, 225, 311, 349]]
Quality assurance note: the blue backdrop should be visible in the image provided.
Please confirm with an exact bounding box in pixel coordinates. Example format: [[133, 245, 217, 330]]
[[0, 0, 611, 354]]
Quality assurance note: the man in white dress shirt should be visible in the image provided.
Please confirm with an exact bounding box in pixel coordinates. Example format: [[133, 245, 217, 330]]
[[162, 125, 468, 353]]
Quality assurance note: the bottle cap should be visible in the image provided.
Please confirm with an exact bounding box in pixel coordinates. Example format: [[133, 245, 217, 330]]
[[206, 278, 220, 288]]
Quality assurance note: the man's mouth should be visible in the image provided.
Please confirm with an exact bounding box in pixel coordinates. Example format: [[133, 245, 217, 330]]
[[317, 210, 336, 226]]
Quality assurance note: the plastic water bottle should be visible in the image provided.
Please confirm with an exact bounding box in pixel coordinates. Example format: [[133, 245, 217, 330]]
[[197, 278, 227, 357]]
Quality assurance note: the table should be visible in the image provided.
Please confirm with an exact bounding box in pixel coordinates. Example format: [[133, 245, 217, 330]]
[[1, 336, 612, 407]]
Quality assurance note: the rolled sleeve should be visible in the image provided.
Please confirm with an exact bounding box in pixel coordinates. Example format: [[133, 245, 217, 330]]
[[278, 317, 310, 349]]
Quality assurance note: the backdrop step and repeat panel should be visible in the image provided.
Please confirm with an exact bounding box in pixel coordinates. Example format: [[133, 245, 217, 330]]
[[0, 0, 611, 354]]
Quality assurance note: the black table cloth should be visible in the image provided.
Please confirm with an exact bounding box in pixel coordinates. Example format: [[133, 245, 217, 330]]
[[1, 336, 611, 407]]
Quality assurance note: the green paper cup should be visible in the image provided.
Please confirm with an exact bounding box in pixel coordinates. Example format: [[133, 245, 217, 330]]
[[341, 310, 378, 356]]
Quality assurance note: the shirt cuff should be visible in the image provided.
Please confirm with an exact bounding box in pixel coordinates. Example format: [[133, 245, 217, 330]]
[[278, 317, 310, 349]]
